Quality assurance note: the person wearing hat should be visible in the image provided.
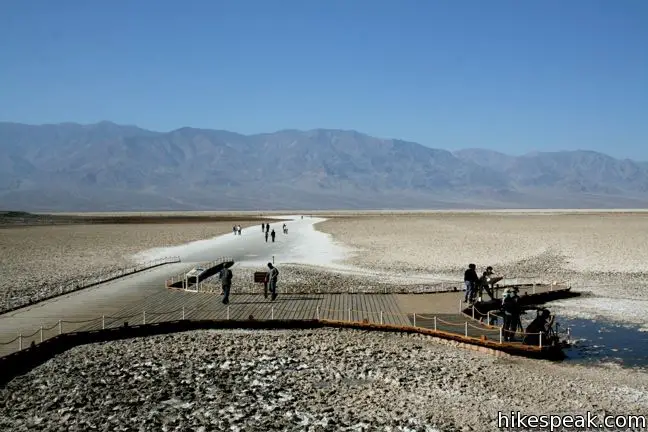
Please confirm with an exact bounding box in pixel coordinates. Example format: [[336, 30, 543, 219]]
[[501, 287, 521, 341]]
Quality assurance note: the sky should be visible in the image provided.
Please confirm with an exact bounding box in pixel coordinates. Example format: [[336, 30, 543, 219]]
[[1, 0, 647, 160]]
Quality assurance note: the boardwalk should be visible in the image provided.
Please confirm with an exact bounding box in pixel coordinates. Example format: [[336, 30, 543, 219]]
[[0, 291, 420, 356], [0, 281, 568, 357]]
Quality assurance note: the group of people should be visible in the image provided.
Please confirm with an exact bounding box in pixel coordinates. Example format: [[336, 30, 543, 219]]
[[261, 223, 276, 242], [463, 264, 498, 303], [218, 262, 280, 304], [261, 222, 288, 242], [232, 225, 242, 235]]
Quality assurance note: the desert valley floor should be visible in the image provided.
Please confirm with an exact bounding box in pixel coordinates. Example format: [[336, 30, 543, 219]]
[[1, 211, 648, 431]]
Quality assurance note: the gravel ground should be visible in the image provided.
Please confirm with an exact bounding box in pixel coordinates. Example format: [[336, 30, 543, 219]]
[[2, 328, 647, 432], [198, 264, 460, 295], [315, 213, 648, 300], [0, 221, 260, 307]]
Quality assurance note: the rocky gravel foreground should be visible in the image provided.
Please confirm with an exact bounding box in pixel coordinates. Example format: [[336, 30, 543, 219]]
[[2, 329, 648, 432]]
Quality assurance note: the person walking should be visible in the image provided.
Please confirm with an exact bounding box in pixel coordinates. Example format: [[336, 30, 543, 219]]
[[220, 266, 233, 305], [261, 223, 265, 232], [271, 229, 276, 242], [265, 230, 269, 242], [283, 223, 287, 234], [266, 263, 279, 301], [237, 225, 242, 235]]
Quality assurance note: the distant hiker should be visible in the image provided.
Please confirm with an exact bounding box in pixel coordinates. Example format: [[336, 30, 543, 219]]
[[261, 223, 265, 232], [267, 263, 279, 301], [232, 225, 237, 235], [271, 229, 276, 242], [237, 225, 242, 235], [220, 266, 233, 305], [464, 263, 479, 303], [265, 231, 269, 242], [265, 224, 270, 234], [283, 223, 287, 234]]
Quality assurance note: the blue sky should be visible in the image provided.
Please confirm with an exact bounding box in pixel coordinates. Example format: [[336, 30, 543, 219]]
[[1, 0, 647, 159]]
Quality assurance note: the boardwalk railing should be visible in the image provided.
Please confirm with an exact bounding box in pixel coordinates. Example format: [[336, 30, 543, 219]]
[[0, 302, 553, 358], [459, 301, 573, 346], [165, 257, 234, 291], [168, 280, 573, 295], [2, 256, 181, 314]]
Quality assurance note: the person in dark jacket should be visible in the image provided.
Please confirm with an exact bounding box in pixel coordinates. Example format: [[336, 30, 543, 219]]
[[220, 266, 233, 305], [267, 263, 279, 301], [464, 263, 479, 303], [270, 229, 276, 242]]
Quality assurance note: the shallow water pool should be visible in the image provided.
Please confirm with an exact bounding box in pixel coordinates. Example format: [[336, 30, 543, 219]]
[[558, 317, 648, 370]]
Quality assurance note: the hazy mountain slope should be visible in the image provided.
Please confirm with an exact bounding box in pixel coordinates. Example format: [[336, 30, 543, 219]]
[[1, 122, 647, 211]]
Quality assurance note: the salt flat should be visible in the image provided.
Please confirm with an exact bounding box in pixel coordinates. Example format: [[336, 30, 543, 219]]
[[0, 220, 262, 305], [316, 212, 648, 276], [316, 212, 648, 330], [2, 329, 647, 431]]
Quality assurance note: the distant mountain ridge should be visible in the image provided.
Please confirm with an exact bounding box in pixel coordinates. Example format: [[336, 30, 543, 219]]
[[1, 121, 648, 211]]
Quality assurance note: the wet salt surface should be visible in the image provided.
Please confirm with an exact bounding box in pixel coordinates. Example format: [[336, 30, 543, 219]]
[[561, 317, 648, 370]]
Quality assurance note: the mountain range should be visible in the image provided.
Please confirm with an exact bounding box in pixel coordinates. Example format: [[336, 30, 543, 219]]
[[1, 121, 647, 211]]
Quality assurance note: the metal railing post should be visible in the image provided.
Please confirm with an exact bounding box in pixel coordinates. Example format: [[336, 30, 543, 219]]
[[316, 306, 320, 320], [58, 320, 62, 335], [271, 307, 274, 320], [348, 308, 351, 322], [40, 326, 43, 343], [226, 306, 230, 320], [433, 316, 437, 331], [472, 305, 475, 319], [464, 322, 468, 337], [486, 311, 490, 324], [499, 327, 503, 343], [143, 311, 146, 325], [413, 313, 416, 327], [18, 334, 22, 351], [567, 327, 571, 343], [459, 299, 462, 312], [539, 332, 543, 349], [102, 315, 105, 330], [182, 306, 185, 320], [380, 311, 383, 324]]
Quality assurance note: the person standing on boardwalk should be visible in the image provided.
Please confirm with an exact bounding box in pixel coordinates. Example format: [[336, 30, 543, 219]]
[[220, 266, 233, 305], [267, 263, 279, 301], [271, 229, 276, 242], [463, 263, 478, 303]]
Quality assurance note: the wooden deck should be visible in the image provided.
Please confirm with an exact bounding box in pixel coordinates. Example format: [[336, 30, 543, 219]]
[[1, 285, 571, 358], [0, 292, 412, 356]]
